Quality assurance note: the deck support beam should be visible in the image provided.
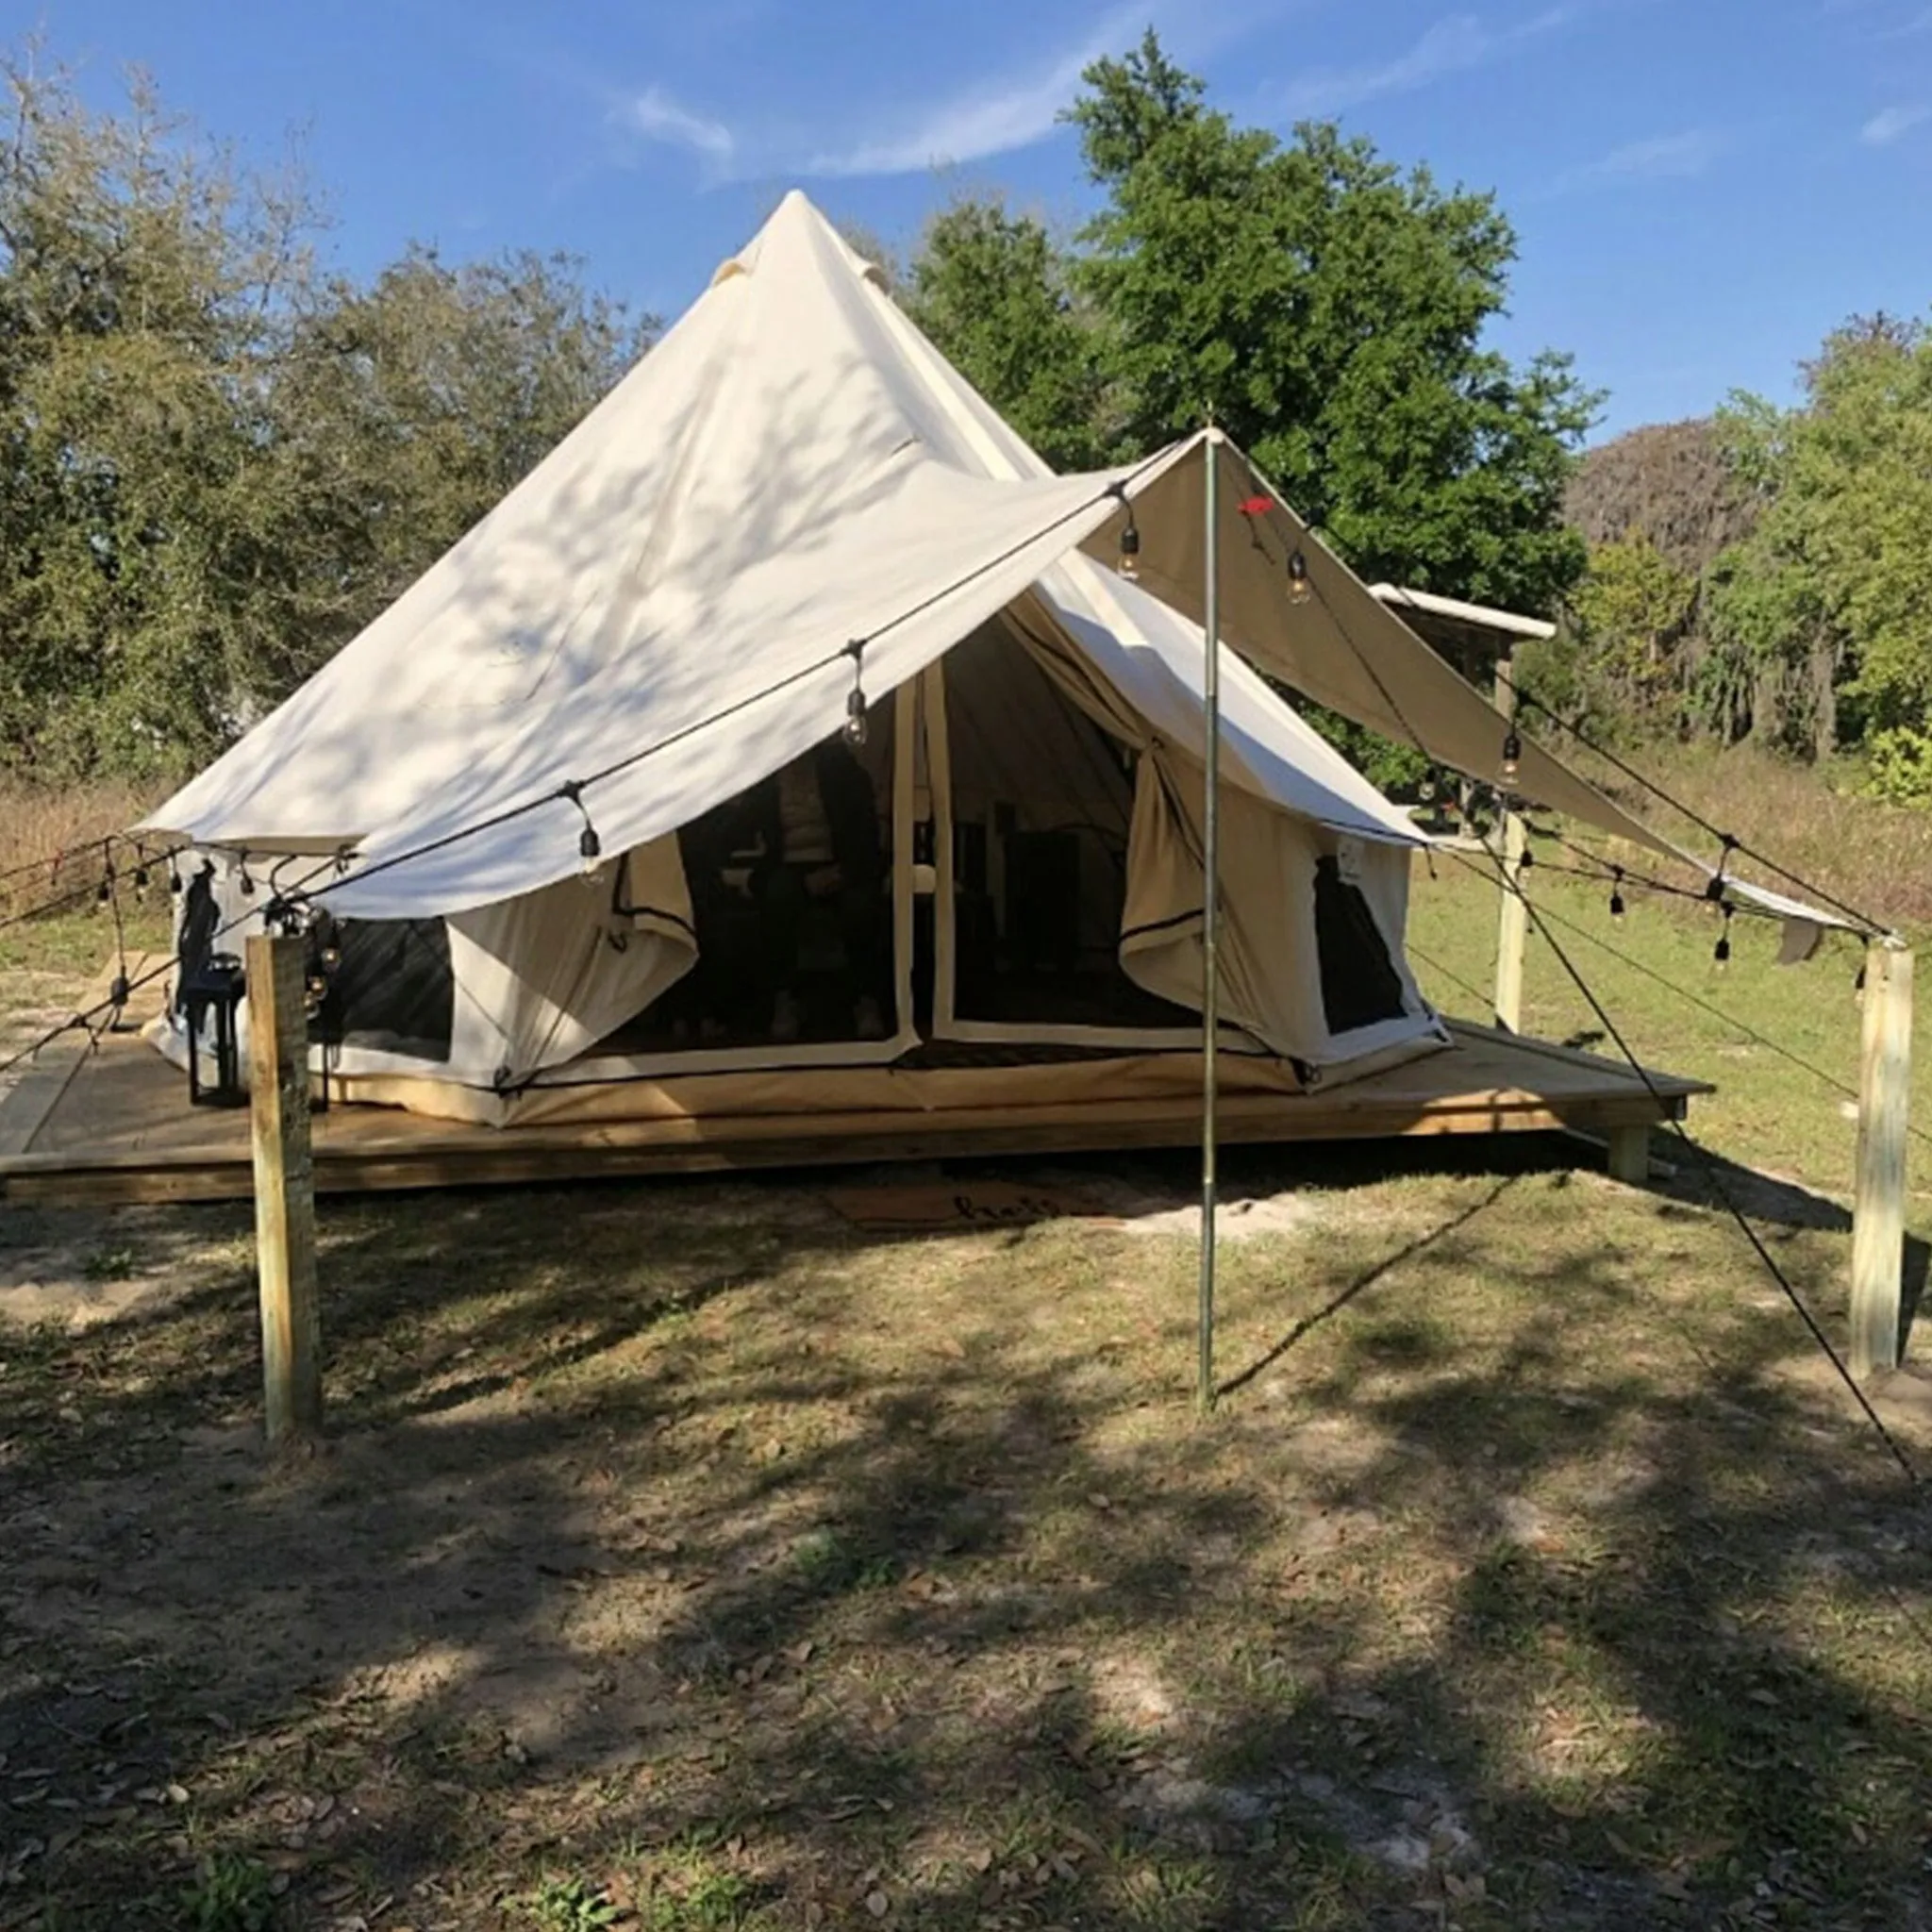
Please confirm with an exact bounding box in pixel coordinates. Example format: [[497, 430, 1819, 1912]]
[[1606, 1123, 1651, 1185], [1851, 939, 1913, 1377], [247, 933, 323, 1444]]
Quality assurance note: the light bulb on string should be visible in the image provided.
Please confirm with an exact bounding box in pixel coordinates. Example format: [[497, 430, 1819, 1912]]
[[238, 855, 256, 897], [1705, 831, 1739, 903], [1713, 902, 1734, 971], [1108, 481, 1141, 581], [842, 637, 870, 747], [1608, 866, 1626, 923], [558, 781, 603, 882], [1499, 730, 1522, 788], [1286, 549, 1312, 607]]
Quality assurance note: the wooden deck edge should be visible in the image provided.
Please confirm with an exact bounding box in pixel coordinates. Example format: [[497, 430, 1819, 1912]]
[[1442, 1016, 1717, 1095], [0, 1091, 1691, 1208]]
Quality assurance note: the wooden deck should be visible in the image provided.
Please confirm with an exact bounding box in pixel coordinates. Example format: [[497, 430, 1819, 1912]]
[[0, 970, 1710, 1206]]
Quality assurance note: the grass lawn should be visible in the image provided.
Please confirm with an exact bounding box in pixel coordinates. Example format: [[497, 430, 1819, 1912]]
[[2, 858, 1930, 1932]]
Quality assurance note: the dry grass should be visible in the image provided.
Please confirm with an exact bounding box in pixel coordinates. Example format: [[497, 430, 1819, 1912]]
[[1552, 740, 1932, 936], [0, 778, 160, 915]]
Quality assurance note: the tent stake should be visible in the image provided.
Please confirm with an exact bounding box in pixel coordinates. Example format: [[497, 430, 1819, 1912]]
[[1199, 429, 1222, 1415]]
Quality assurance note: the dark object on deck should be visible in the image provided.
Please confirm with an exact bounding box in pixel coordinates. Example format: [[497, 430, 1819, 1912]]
[[182, 952, 247, 1108]]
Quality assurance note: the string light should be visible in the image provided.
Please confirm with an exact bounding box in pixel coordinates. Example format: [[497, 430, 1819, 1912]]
[[843, 638, 869, 747], [1286, 549, 1312, 607], [1500, 729, 1523, 787], [557, 781, 602, 877], [1108, 481, 1141, 581], [238, 855, 256, 897], [1608, 865, 1626, 923], [1705, 831, 1739, 903], [1713, 902, 1734, 970]]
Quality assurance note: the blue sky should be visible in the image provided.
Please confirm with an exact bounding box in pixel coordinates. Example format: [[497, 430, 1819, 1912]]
[[25, 0, 1932, 438]]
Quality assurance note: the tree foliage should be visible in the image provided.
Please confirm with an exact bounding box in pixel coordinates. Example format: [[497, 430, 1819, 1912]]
[[0, 46, 646, 779], [904, 200, 1110, 471], [907, 32, 1597, 617]]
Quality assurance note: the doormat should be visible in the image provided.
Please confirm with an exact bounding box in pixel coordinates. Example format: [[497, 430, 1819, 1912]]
[[826, 1179, 1116, 1231]]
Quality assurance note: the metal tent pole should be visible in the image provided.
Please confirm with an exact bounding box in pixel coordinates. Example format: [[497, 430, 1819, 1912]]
[[1198, 428, 1223, 1415]]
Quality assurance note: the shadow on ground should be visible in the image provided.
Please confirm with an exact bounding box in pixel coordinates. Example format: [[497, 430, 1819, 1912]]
[[1, 1135, 1927, 1930]]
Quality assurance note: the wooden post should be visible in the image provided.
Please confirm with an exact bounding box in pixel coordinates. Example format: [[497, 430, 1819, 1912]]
[[246, 933, 322, 1442], [1492, 645, 1527, 1034], [1851, 939, 1913, 1377]]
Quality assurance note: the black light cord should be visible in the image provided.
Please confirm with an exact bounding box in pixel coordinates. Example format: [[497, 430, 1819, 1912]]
[[1511, 689, 1888, 940], [1524, 842, 1779, 922], [1296, 552, 1922, 1488], [0, 877, 104, 935], [0, 854, 340, 1085], [1520, 891, 1932, 1157], [0, 833, 112, 894], [1446, 841, 1920, 1489]]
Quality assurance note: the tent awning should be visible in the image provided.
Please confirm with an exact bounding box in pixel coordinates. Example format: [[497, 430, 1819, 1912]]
[[1083, 435, 1858, 937]]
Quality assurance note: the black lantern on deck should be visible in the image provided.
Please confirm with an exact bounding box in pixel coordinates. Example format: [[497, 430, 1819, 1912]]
[[182, 952, 247, 1107]]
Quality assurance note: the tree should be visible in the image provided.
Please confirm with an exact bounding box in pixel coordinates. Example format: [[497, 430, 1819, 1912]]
[[0, 43, 646, 780], [1567, 535, 1698, 726], [1564, 417, 1757, 576], [247, 247, 644, 700], [1059, 33, 1596, 613], [903, 198, 1111, 471], [1708, 316, 1932, 771]]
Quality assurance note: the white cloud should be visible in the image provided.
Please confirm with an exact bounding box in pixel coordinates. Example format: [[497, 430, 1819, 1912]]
[[615, 85, 736, 166], [803, 4, 1148, 177], [1861, 103, 1930, 144], [594, 1, 1284, 185], [1572, 128, 1726, 183], [1279, 7, 1576, 117]]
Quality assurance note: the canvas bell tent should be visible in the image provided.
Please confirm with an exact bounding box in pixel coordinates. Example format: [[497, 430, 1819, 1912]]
[[136, 192, 1835, 1133]]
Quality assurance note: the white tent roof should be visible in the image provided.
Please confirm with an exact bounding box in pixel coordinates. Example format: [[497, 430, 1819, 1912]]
[[142, 190, 1847, 938], [144, 193, 1420, 921]]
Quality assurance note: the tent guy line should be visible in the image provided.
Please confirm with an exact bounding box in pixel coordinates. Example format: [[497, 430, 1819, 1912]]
[[1449, 841, 1922, 1491], [0, 852, 341, 1087], [1291, 528, 1921, 1451], [1510, 687, 1888, 940], [1521, 893, 1932, 1155]]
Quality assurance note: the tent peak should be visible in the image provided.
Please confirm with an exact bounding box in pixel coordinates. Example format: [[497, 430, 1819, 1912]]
[[709, 189, 890, 292]]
